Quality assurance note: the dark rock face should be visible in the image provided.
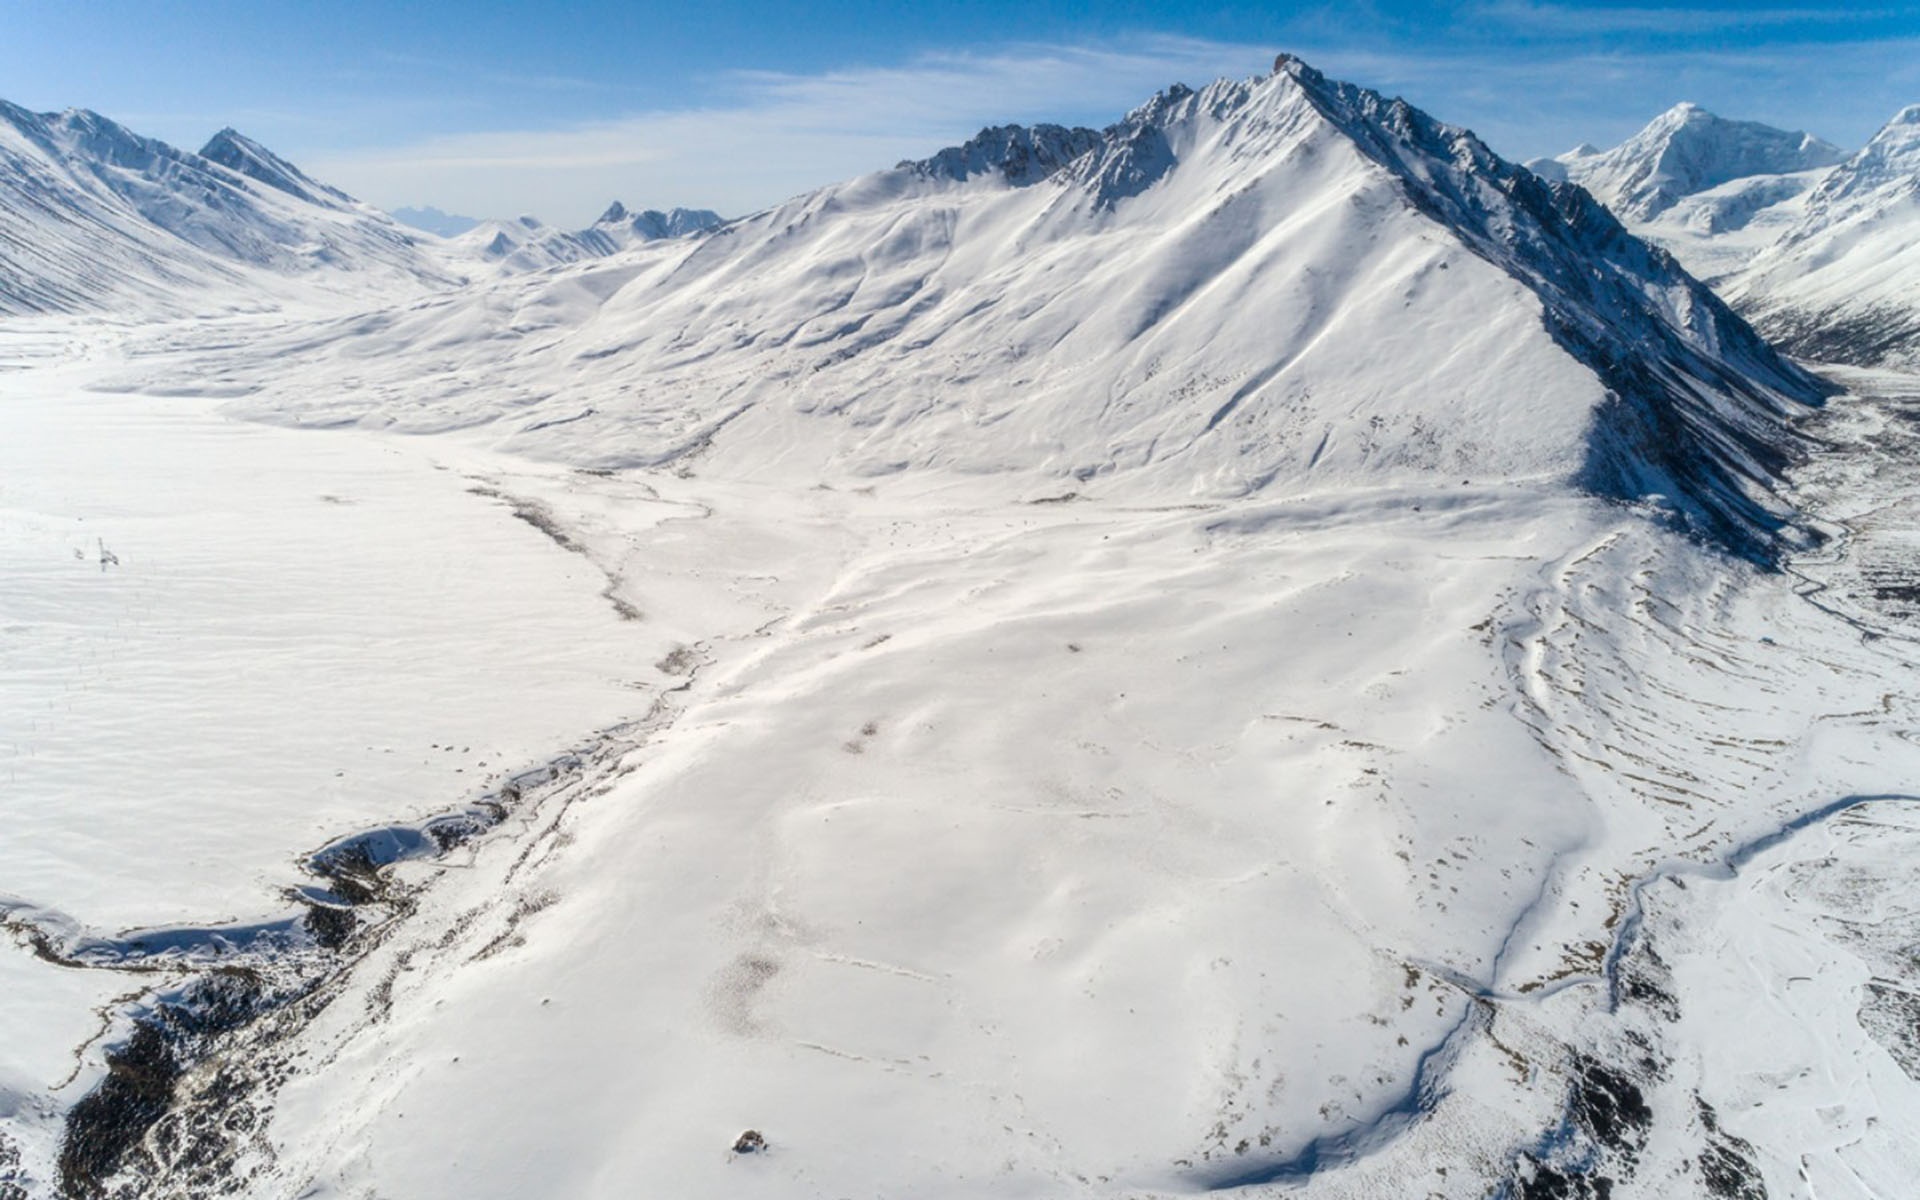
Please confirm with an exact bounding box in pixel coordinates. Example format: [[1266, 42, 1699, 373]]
[[903, 123, 1105, 186], [1755, 302, 1920, 371]]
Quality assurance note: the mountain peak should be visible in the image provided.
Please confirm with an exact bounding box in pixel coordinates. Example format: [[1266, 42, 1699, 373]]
[[1218, 57, 1827, 557], [108, 55, 1823, 569], [1270, 51, 1323, 88], [0, 95, 457, 316], [453, 205, 722, 274], [593, 204, 723, 239], [1558, 104, 1846, 220], [1736, 98, 1920, 369], [390, 205, 478, 237], [10, 104, 178, 174], [902, 122, 1104, 186], [907, 71, 1320, 205], [1803, 101, 1920, 208], [199, 127, 354, 209], [1866, 104, 1920, 152]]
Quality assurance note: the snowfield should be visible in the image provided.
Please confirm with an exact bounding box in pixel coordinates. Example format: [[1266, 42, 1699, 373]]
[[2, 54, 1920, 1200]]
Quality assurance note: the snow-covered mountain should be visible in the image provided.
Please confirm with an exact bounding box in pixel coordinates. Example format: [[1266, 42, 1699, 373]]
[[902, 121, 1104, 184], [453, 202, 723, 274], [1534, 103, 1844, 222], [0, 102, 460, 316], [596, 200, 724, 241], [227, 55, 1824, 564], [1545, 101, 1920, 370], [1728, 106, 1920, 367], [197, 127, 355, 211]]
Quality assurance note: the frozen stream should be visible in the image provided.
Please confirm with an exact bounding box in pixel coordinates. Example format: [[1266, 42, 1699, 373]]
[[0, 353, 655, 1098]]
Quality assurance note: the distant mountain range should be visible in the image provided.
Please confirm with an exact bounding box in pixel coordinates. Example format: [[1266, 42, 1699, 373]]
[[455, 202, 723, 274], [1535, 101, 1920, 369], [0, 101, 458, 314], [0, 103, 723, 316], [1529, 104, 1846, 222], [7, 77, 1913, 382], [390, 205, 479, 237]]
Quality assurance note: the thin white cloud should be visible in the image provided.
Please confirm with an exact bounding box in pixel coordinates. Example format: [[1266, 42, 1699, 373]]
[[302, 31, 1920, 228], [307, 36, 1275, 224]]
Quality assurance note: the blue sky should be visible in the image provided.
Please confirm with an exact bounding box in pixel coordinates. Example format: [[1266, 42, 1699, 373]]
[[2, 1, 1915, 224]]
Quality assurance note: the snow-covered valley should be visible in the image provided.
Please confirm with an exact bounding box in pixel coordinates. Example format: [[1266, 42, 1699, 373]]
[[3, 52, 1920, 1200]]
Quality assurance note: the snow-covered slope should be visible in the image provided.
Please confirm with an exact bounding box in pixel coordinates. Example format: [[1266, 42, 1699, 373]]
[[0, 101, 459, 316], [1537, 103, 1844, 222], [1728, 107, 1920, 368], [223, 56, 1825, 564], [455, 214, 591, 272], [452, 202, 723, 274], [1624, 167, 1830, 281]]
